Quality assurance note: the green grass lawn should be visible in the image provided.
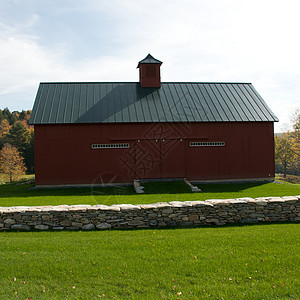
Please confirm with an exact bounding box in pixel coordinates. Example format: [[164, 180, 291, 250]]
[[0, 174, 35, 185], [0, 224, 299, 299], [0, 180, 299, 207]]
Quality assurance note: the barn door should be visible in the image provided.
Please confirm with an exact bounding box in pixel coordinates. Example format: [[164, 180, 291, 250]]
[[131, 139, 185, 180], [161, 139, 185, 178], [133, 139, 162, 179]]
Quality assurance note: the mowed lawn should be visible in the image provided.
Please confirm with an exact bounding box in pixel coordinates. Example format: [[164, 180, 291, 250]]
[[0, 224, 299, 299], [0, 180, 300, 207]]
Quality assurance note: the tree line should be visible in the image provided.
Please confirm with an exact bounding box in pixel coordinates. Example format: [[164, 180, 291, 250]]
[[0, 108, 33, 182], [0, 106, 299, 183]]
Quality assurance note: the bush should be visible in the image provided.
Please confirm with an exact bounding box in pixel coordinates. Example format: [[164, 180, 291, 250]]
[[277, 174, 300, 184]]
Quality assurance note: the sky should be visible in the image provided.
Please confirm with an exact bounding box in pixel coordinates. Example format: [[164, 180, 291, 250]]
[[0, 0, 299, 132]]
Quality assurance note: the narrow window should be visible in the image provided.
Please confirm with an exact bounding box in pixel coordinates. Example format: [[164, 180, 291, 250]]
[[190, 142, 225, 147], [92, 143, 130, 149]]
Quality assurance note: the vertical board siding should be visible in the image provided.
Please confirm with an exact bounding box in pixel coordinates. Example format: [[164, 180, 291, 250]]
[[34, 122, 275, 185]]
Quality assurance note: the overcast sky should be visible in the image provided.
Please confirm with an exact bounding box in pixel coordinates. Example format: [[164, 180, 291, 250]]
[[0, 0, 299, 131]]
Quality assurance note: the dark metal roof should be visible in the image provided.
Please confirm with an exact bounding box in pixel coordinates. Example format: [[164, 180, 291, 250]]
[[30, 82, 278, 124], [137, 54, 162, 68]]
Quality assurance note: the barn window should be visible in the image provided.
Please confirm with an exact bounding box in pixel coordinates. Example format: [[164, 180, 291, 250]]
[[146, 65, 156, 77], [190, 142, 225, 147], [92, 143, 130, 149]]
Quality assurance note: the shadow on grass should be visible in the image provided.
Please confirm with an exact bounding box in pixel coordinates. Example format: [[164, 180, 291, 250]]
[[0, 181, 288, 199], [0, 183, 136, 199], [104, 220, 298, 231], [142, 181, 269, 194], [3, 221, 296, 234], [197, 182, 267, 194], [142, 181, 192, 194]]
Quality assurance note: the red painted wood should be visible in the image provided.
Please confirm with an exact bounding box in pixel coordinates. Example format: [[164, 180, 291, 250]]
[[139, 63, 161, 87], [34, 122, 275, 185]]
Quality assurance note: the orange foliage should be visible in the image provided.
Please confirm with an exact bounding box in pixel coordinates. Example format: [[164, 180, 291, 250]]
[[0, 144, 27, 183], [0, 119, 11, 137]]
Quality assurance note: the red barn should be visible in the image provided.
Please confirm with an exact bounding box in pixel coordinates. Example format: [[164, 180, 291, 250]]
[[30, 54, 278, 186]]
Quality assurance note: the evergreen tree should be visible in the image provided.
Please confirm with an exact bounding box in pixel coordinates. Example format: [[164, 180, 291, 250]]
[[6, 122, 31, 153], [19, 110, 27, 120], [2, 108, 11, 121], [26, 130, 35, 173], [0, 119, 10, 137], [9, 113, 18, 125]]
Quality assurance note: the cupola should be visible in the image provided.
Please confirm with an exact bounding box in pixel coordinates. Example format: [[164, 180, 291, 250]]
[[137, 54, 162, 88]]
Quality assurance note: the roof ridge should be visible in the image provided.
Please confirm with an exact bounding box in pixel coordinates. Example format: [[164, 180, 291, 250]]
[[137, 54, 163, 67], [39, 81, 252, 85]]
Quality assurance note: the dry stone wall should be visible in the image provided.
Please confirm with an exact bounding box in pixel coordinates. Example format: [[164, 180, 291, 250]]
[[1, 196, 299, 231]]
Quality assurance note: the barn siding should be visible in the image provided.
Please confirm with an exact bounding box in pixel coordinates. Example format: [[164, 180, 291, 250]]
[[34, 122, 275, 185]]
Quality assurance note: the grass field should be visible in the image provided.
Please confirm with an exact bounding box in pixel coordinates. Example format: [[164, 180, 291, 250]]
[[0, 180, 299, 207], [0, 224, 299, 299], [1, 178, 299, 298]]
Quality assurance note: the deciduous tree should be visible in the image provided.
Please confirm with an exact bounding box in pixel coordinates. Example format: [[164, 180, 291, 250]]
[[275, 108, 300, 176], [0, 144, 27, 183], [292, 108, 300, 148], [275, 132, 298, 177], [1, 120, 34, 173]]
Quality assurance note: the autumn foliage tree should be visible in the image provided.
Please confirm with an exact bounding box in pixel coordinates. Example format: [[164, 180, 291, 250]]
[[275, 108, 300, 177], [292, 108, 300, 152], [0, 120, 34, 173], [275, 133, 298, 177], [0, 144, 27, 183]]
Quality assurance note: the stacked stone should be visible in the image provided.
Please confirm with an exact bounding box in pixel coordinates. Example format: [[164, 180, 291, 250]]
[[0, 196, 299, 231]]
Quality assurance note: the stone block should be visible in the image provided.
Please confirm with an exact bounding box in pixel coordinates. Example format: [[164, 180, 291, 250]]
[[169, 214, 178, 219], [34, 224, 49, 231], [205, 219, 219, 223], [166, 220, 177, 227], [53, 227, 64, 230], [157, 222, 167, 227], [162, 208, 173, 214], [147, 213, 158, 218], [128, 220, 145, 226], [106, 219, 124, 223], [81, 218, 90, 224], [82, 224, 95, 230], [118, 204, 141, 210], [177, 221, 193, 227], [65, 226, 80, 231], [11, 224, 31, 231], [71, 222, 83, 228], [60, 220, 72, 227], [249, 214, 265, 219], [188, 215, 199, 221], [240, 218, 259, 224], [149, 220, 158, 226], [4, 218, 15, 225], [96, 223, 112, 230]]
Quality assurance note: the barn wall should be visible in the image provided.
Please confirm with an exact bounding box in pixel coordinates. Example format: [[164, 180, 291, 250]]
[[34, 122, 275, 185]]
